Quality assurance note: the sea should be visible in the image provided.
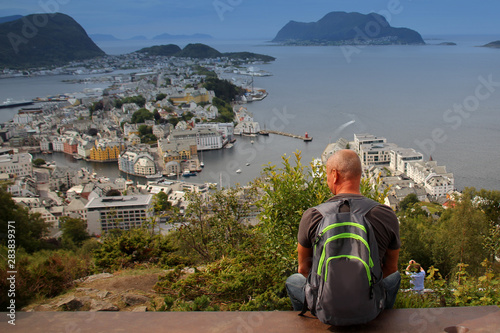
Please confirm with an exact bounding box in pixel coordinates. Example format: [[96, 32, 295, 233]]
[[1, 35, 499, 191]]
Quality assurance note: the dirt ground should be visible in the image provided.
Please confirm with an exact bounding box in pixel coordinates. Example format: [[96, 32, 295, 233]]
[[83, 271, 162, 293]]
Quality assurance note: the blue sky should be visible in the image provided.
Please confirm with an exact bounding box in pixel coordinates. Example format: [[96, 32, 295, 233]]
[[1, 0, 500, 39]]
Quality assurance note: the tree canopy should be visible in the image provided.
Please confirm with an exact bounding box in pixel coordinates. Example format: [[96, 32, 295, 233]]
[[131, 108, 154, 124]]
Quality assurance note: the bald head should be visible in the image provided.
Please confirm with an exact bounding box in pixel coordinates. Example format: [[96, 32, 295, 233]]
[[327, 149, 362, 182]]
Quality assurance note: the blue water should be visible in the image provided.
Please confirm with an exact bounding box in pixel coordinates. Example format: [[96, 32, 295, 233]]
[[2, 35, 499, 191]]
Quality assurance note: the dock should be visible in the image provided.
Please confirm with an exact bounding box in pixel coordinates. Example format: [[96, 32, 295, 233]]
[[259, 130, 313, 142]]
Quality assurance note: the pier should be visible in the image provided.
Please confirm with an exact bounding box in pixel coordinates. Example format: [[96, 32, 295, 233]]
[[259, 130, 313, 142]]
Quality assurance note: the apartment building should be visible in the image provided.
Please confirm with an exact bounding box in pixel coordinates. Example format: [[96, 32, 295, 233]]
[[85, 194, 153, 235]]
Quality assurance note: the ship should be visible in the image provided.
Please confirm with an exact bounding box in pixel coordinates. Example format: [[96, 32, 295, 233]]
[[0, 99, 34, 109]]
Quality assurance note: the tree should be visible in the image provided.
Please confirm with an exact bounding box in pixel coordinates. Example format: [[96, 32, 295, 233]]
[[0, 189, 49, 252], [59, 216, 90, 247], [256, 152, 331, 275], [153, 109, 161, 122], [400, 193, 419, 211], [203, 78, 243, 103], [106, 189, 121, 197], [173, 187, 258, 263], [153, 191, 171, 213], [433, 189, 491, 276], [131, 108, 154, 124], [32, 158, 46, 166], [156, 93, 167, 102], [138, 124, 152, 136], [87, 128, 99, 136]]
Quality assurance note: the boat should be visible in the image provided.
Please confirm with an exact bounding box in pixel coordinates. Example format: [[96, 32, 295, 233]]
[[200, 161, 204, 168], [246, 163, 250, 166], [182, 172, 197, 177], [236, 169, 242, 174], [166, 172, 177, 179], [146, 173, 163, 180], [182, 169, 197, 177], [0, 99, 34, 109], [250, 140, 254, 144]]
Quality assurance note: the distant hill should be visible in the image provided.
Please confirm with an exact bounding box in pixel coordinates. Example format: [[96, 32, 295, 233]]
[[0, 13, 105, 68], [0, 15, 23, 24], [153, 33, 213, 40], [137, 43, 276, 62], [136, 44, 182, 56], [482, 40, 500, 48], [273, 11, 424, 45]]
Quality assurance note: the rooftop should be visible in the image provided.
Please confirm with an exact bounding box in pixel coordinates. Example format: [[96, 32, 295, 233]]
[[85, 194, 153, 209]]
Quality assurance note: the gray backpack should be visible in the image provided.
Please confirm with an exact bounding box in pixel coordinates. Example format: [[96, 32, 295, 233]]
[[301, 197, 386, 326]]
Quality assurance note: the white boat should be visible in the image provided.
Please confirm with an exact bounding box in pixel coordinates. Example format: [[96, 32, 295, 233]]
[[146, 173, 163, 180], [246, 163, 250, 166], [236, 169, 242, 174], [200, 161, 204, 168]]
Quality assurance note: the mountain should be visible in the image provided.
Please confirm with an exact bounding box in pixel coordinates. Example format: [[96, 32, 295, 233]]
[[137, 43, 276, 62], [0, 15, 23, 24], [482, 40, 500, 48], [136, 44, 182, 56], [175, 43, 222, 58], [273, 11, 424, 45], [0, 13, 105, 68], [153, 33, 213, 40]]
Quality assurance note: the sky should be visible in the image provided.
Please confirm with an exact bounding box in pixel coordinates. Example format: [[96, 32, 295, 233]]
[[1, 0, 500, 40]]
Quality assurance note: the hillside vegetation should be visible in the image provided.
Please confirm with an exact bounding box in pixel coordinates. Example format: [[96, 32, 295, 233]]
[[0, 153, 499, 311]]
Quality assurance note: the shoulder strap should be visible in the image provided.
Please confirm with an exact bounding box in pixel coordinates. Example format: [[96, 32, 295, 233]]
[[347, 197, 380, 215], [314, 197, 379, 217]]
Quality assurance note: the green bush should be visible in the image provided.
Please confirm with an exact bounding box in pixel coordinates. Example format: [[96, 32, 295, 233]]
[[0, 248, 93, 308], [93, 228, 191, 272]]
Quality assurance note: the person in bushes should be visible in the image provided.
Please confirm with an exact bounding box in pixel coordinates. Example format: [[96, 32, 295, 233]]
[[406, 260, 426, 294]]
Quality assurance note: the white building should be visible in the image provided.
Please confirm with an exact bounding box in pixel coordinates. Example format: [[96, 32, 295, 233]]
[[52, 137, 64, 152], [169, 128, 223, 151], [358, 142, 398, 168], [119, 151, 156, 177], [0, 153, 32, 178], [85, 194, 154, 235], [234, 121, 261, 135], [389, 148, 423, 174], [354, 133, 387, 153], [425, 175, 455, 197], [407, 160, 455, 197], [195, 122, 234, 142]]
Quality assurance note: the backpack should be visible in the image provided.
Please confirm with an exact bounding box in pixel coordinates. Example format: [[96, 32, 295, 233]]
[[301, 197, 386, 326]]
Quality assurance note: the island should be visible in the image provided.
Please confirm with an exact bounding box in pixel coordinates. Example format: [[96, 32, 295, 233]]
[[272, 11, 425, 46], [481, 40, 500, 49], [137, 43, 276, 62]]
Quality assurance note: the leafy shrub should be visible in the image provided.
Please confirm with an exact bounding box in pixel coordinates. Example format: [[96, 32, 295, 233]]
[[93, 228, 191, 272], [0, 248, 93, 308]]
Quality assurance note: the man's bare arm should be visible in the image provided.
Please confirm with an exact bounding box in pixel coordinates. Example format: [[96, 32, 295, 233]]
[[383, 248, 400, 278], [298, 243, 313, 277]]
